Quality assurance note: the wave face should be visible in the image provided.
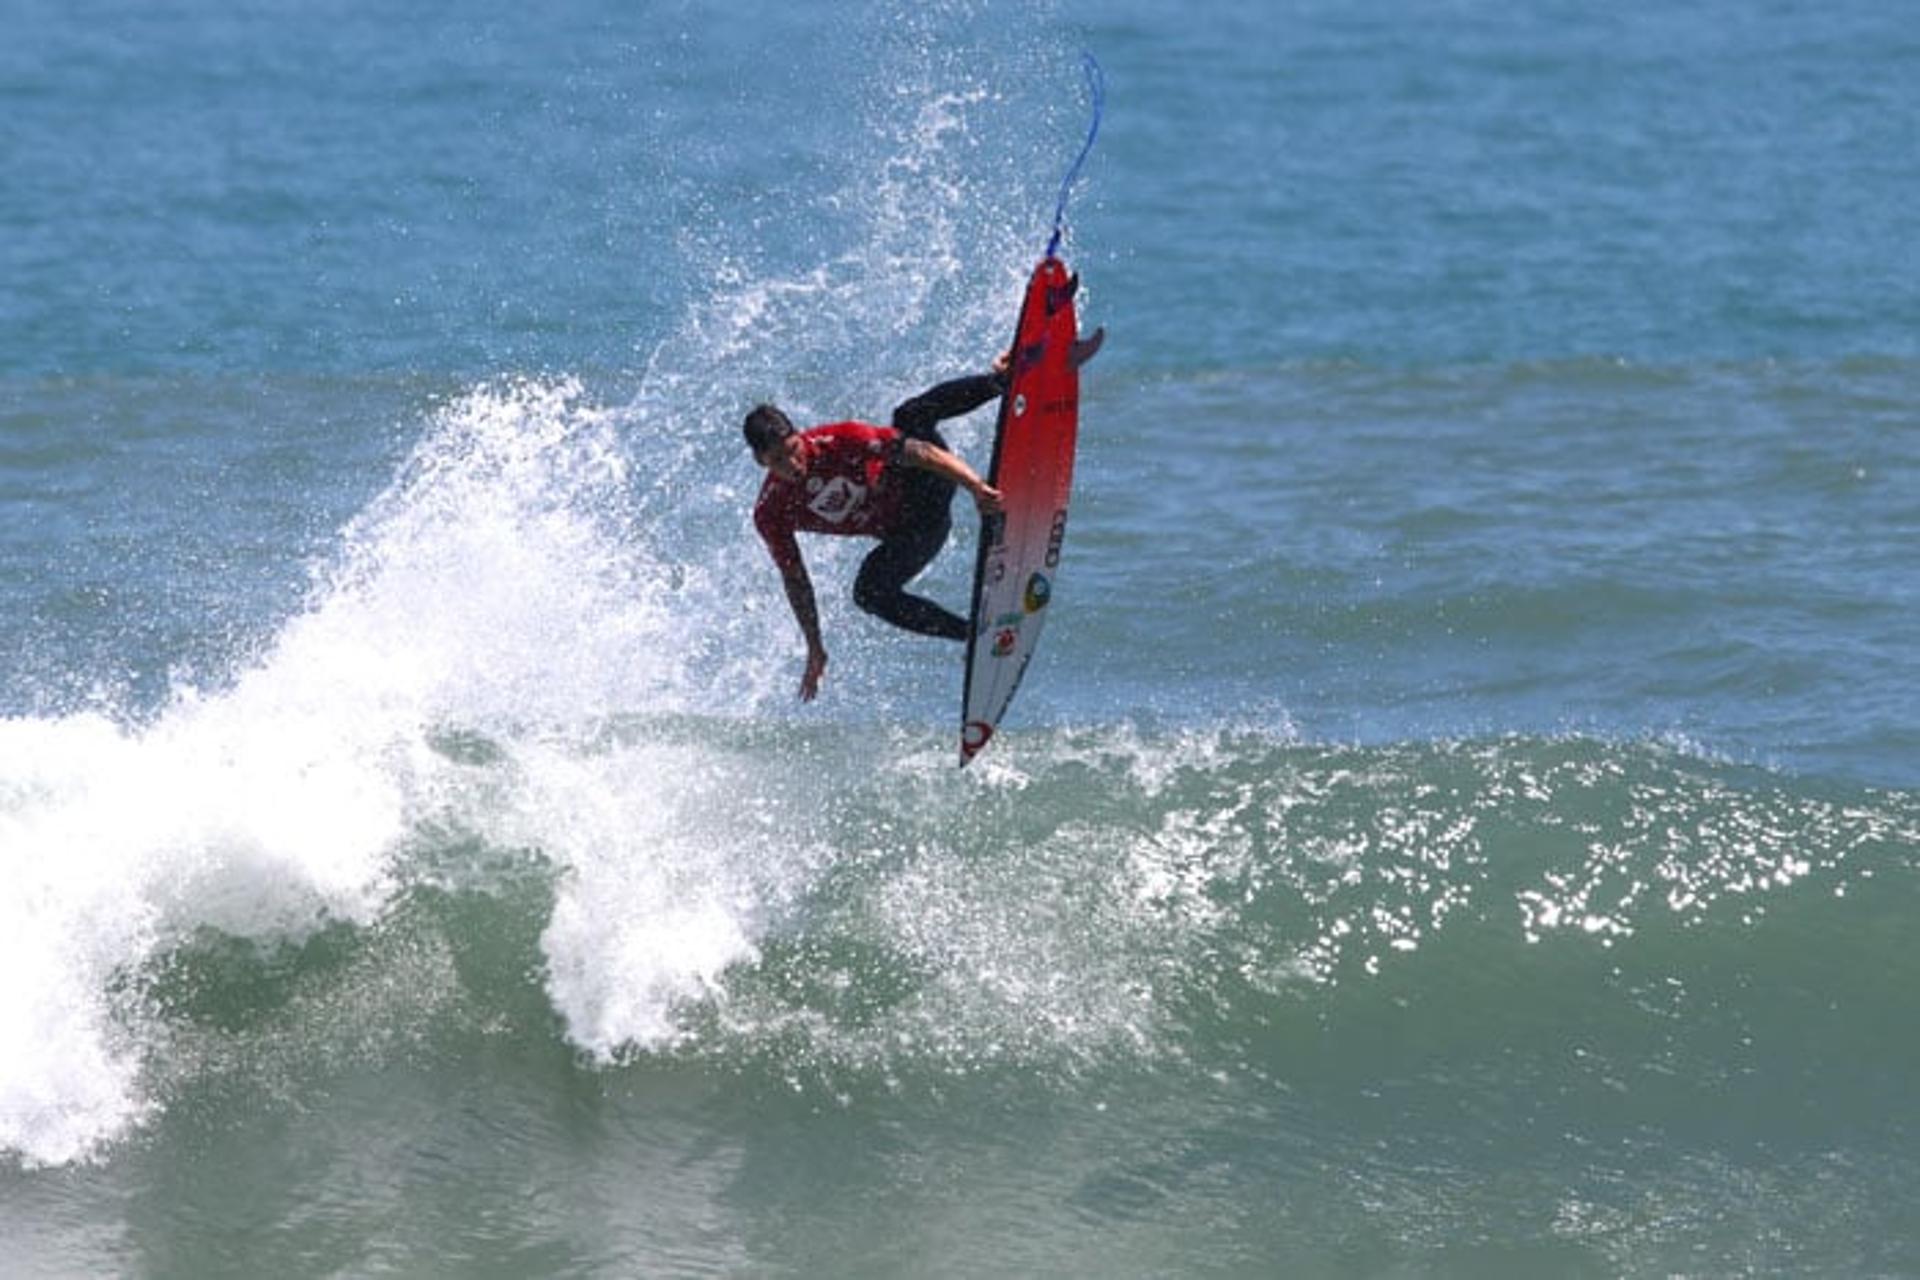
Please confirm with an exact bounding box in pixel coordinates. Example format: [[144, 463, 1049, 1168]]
[[9, 654, 1919, 1161], [10, 683, 1920, 1273]]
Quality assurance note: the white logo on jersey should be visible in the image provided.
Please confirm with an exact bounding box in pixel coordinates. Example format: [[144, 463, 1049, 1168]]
[[807, 476, 867, 523]]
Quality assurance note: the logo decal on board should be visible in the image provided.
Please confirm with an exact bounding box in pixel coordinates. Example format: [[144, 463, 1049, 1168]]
[[992, 626, 1019, 657], [1023, 572, 1051, 612], [1044, 509, 1067, 568]]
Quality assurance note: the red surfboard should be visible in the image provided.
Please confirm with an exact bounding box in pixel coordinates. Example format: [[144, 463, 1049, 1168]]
[[960, 256, 1100, 765]]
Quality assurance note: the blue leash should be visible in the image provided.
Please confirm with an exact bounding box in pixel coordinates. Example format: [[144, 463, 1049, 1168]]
[[1045, 52, 1105, 260]]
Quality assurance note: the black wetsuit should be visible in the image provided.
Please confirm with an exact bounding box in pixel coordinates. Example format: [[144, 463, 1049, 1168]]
[[850, 372, 1005, 641]]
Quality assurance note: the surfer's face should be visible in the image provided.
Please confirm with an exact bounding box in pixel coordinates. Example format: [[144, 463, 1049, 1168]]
[[756, 433, 809, 483]]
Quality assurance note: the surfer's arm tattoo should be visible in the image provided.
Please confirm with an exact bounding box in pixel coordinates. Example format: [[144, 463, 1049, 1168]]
[[778, 560, 829, 700], [779, 561, 825, 655]]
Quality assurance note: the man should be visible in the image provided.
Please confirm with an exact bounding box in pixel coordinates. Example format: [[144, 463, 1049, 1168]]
[[745, 359, 1008, 701]]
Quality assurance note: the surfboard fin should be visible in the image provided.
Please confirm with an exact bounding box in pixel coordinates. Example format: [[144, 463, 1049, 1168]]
[[1071, 326, 1105, 368]]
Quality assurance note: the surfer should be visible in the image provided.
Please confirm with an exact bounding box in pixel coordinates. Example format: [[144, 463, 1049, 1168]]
[[744, 360, 1009, 701]]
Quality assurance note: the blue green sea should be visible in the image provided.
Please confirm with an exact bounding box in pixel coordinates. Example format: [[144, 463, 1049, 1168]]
[[5, 1, 1920, 1274]]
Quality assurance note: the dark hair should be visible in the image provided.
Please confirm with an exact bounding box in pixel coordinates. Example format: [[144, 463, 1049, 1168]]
[[742, 404, 795, 454]]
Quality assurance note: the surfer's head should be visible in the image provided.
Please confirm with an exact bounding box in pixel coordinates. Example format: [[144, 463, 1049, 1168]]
[[743, 404, 793, 454], [744, 405, 807, 481]]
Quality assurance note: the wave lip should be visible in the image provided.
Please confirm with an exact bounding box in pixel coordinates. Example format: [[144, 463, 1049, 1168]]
[[0, 696, 404, 1166]]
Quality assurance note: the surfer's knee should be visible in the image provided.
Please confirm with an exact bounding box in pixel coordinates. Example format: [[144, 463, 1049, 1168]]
[[851, 567, 896, 617], [891, 404, 930, 437]]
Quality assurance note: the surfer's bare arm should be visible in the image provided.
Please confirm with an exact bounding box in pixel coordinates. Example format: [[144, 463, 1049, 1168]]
[[888, 363, 1008, 517], [777, 561, 829, 701], [898, 439, 1004, 516]]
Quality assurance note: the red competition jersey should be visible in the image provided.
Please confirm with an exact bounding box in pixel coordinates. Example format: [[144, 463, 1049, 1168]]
[[753, 421, 906, 573]]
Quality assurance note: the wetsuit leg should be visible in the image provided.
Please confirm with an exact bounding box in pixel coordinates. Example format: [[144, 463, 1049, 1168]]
[[891, 372, 1004, 442], [853, 471, 967, 640], [855, 370, 1005, 640]]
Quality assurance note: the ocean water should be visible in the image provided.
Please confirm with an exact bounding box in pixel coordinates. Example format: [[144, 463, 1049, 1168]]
[[4, 0, 1919, 1274]]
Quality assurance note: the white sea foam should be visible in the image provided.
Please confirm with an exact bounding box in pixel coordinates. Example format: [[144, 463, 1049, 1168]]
[[0, 374, 765, 1162], [0, 693, 407, 1165], [509, 734, 816, 1060]]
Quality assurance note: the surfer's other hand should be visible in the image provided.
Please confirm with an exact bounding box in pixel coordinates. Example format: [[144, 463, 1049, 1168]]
[[972, 483, 1004, 517], [800, 647, 828, 701]]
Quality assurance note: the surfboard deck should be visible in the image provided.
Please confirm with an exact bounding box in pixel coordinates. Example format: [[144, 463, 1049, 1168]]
[[960, 255, 1097, 765]]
